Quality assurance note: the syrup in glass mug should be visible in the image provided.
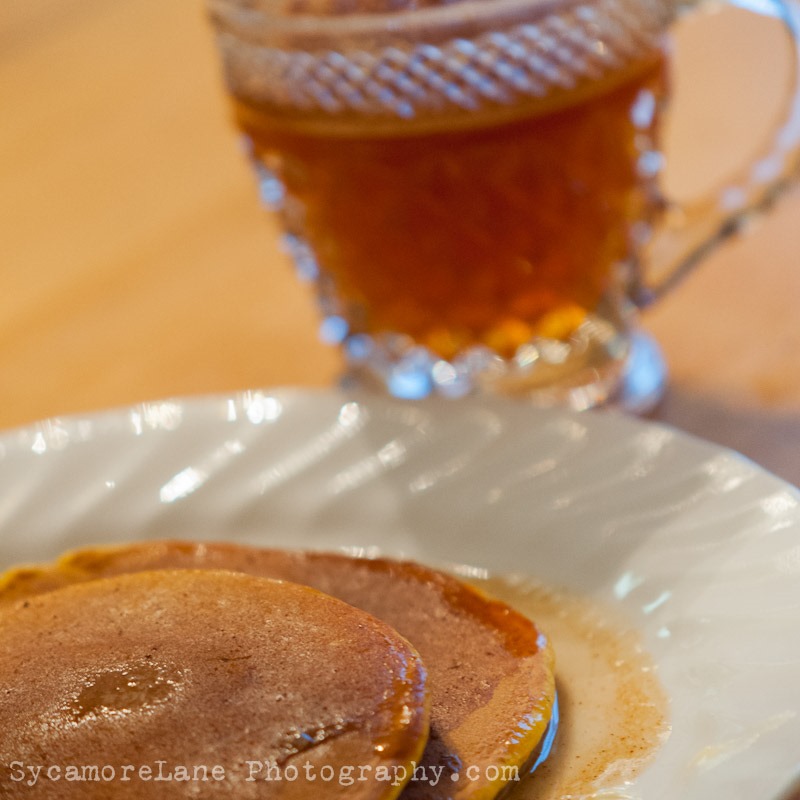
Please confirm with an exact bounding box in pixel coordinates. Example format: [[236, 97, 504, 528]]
[[208, 0, 800, 407]]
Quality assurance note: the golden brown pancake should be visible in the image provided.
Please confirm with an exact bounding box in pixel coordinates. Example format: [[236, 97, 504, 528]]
[[0, 569, 429, 799], [0, 542, 556, 799]]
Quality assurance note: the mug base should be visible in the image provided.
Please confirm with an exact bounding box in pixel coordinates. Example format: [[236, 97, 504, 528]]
[[340, 326, 667, 415], [612, 329, 668, 415]]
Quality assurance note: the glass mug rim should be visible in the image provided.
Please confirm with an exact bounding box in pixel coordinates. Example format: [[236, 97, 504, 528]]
[[209, 0, 674, 39], [211, 0, 673, 127]]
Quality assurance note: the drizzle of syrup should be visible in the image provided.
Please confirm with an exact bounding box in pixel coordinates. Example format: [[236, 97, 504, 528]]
[[68, 661, 181, 721]]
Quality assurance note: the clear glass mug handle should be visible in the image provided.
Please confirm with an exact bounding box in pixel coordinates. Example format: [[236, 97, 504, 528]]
[[634, 0, 800, 306]]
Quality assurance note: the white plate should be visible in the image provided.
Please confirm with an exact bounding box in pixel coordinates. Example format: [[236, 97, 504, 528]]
[[0, 388, 798, 799]]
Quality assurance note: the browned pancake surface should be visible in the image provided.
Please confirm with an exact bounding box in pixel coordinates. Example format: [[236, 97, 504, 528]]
[[0, 542, 556, 798], [0, 569, 429, 799]]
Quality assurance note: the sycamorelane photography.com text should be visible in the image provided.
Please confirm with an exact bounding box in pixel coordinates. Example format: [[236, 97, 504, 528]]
[[4, 759, 521, 789]]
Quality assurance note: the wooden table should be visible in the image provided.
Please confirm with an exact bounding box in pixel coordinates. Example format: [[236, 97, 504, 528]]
[[3, 0, 800, 487]]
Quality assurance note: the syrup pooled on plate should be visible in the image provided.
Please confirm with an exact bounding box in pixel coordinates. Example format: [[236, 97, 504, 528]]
[[470, 574, 669, 799]]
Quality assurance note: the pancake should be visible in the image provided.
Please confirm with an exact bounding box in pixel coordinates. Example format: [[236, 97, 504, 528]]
[[0, 569, 429, 799], [0, 542, 556, 799]]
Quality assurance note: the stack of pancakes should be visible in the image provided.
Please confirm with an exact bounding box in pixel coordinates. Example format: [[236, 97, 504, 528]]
[[0, 541, 556, 799]]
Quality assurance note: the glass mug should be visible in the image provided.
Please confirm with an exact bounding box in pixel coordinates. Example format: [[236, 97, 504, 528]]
[[207, 0, 800, 410]]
